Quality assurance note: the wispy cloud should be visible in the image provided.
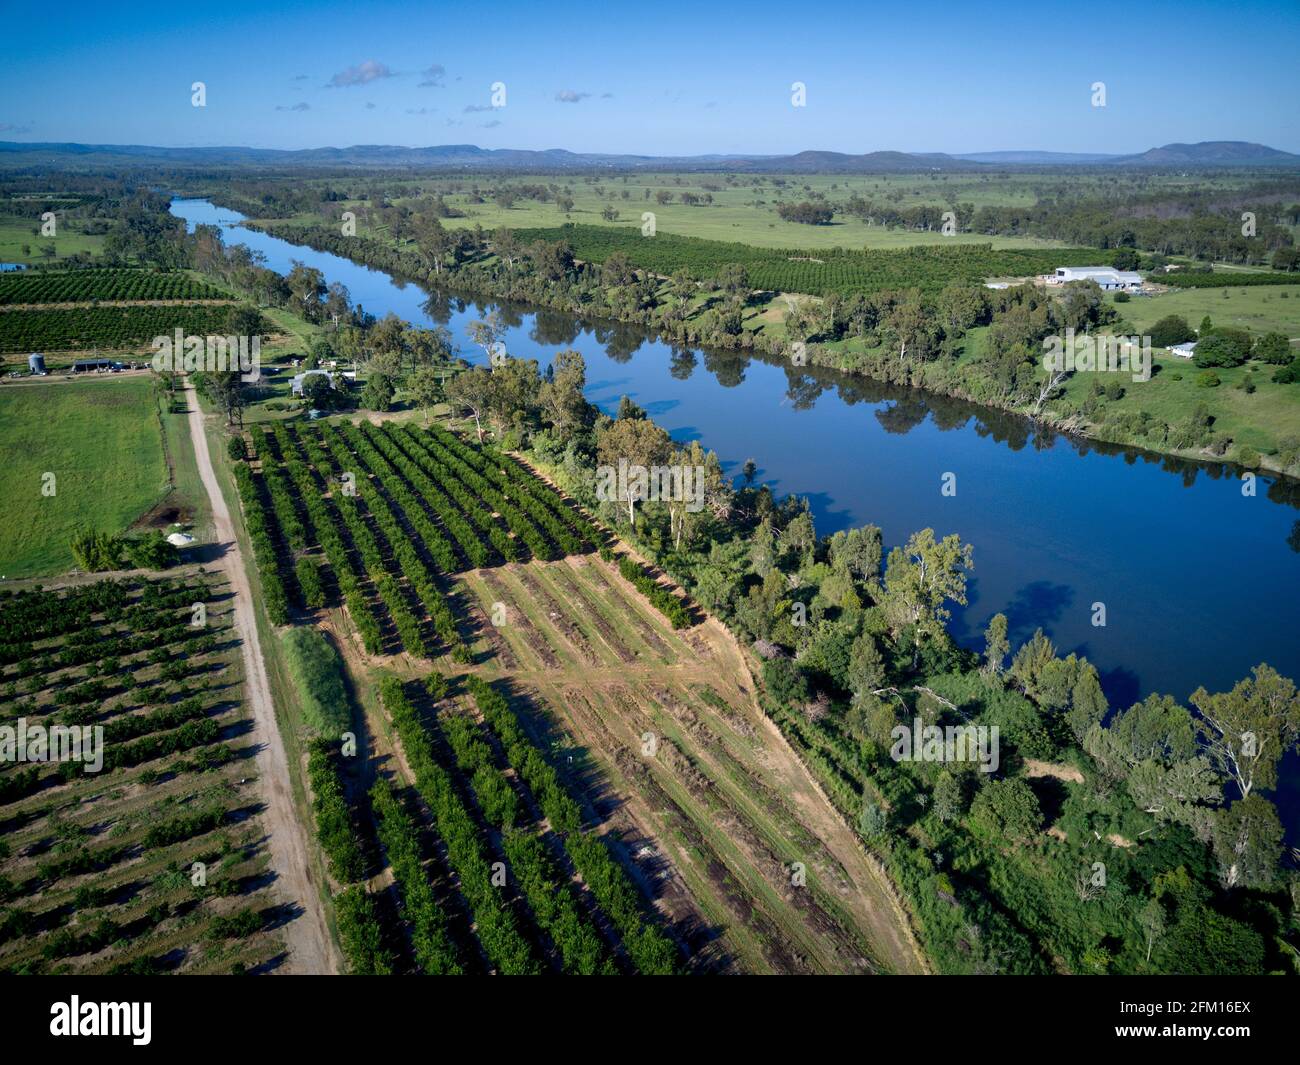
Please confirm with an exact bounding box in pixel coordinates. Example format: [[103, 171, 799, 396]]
[[292, 74, 310, 82], [419, 63, 446, 88], [364, 102, 376, 110], [0, 121, 33, 133], [480, 119, 502, 128], [464, 103, 494, 113], [555, 90, 591, 104], [275, 102, 311, 112], [326, 60, 393, 88], [406, 107, 435, 116]]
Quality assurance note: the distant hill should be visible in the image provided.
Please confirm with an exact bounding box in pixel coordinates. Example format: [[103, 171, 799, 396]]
[[1105, 141, 1300, 166], [1, 139, 1296, 172], [954, 150, 1121, 164], [0, 141, 969, 172]]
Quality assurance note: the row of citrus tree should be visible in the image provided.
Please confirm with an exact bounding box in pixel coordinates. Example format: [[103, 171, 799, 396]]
[[304, 739, 396, 975], [465, 675, 680, 974], [262, 423, 383, 652]]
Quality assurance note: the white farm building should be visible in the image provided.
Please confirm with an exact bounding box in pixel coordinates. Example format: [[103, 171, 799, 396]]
[[1052, 266, 1144, 291]]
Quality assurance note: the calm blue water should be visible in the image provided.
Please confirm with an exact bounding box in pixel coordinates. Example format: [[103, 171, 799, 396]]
[[172, 197, 1300, 828]]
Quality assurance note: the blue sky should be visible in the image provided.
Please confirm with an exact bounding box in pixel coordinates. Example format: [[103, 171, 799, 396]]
[[3, 0, 1297, 155]]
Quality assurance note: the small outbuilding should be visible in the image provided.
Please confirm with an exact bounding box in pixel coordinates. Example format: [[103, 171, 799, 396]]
[[1168, 342, 1197, 359], [28, 353, 46, 375]]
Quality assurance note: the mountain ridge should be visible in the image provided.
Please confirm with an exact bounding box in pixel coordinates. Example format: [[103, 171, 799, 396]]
[[0, 139, 1295, 171]]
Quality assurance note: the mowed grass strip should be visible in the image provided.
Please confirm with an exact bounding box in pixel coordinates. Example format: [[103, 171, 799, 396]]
[[0, 377, 168, 578]]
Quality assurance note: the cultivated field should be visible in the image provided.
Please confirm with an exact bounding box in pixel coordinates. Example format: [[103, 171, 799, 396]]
[[0, 572, 292, 974], [457, 554, 924, 973], [234, 413, 924, 973], [0, 268, 229, 305]]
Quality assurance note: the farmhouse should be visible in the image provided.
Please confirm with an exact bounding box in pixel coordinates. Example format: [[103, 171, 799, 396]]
[[1168, 342, 1197, 359], [1051, 266, 1144, 291]]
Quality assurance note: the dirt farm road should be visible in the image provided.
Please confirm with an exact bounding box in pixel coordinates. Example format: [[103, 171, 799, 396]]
[[183, 382, 338, 974]]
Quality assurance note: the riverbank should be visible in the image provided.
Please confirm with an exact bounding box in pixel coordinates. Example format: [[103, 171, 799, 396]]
[[170, 196, 1300, 708], [238, 213, 1300, 482]]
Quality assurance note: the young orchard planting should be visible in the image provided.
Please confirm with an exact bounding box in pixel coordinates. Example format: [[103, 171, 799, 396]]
[[0, 574, 289, 974]]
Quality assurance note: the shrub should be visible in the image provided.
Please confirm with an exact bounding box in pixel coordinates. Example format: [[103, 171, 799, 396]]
[[306, 740, 367, 882], [970, 777, 1042, 844], [70, 529, 123, 573], [123, 530, 179, 571], [424, 672, 448, 701], [1272, 359, 1300, 384], [763, 657, 810, 705], [295, 556, 325, 609], [1253, 332, 1292, 364], [1148, 314, 1195, 348], [616, 556, 691, 628], [207, 907, 264, 939], [283, 627, 351, 736], [334, 886, 395, 975], [1194, 331, 1249, 367]]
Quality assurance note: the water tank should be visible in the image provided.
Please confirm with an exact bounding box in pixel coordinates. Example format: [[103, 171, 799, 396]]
[[28, 353, 46, 374]]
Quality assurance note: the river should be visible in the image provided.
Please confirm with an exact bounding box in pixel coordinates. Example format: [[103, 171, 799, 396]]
[[171, 196, 1300, 825]]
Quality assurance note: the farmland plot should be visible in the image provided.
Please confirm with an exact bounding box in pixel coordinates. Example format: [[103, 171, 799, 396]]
[[0, 268, 230, 305], [458, 555, 924, 974], [0, 573, 292, 974], [231, 417, 921, 974], [0, 305, 239, 353]]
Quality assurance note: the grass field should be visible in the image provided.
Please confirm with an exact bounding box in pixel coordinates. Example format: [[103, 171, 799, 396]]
[[315, 199, 1062, 252], [157, 385, 212, 540], [1115, 284, 1300, 341], [1064, 286, 1300, 458], [0, 215, 107, 264], [1061, 352, 1300, 455], [434, 199, 1062, 251], [0, 377, 169, 578]]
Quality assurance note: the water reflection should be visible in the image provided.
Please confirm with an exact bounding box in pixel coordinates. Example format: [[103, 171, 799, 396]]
[[169, 198, 1300, 713]]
